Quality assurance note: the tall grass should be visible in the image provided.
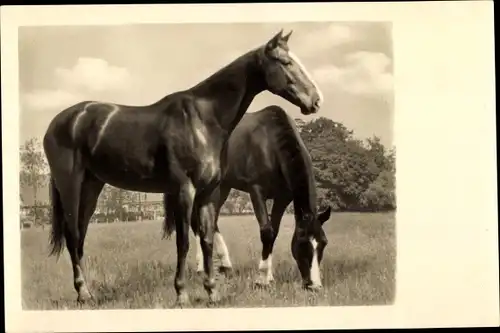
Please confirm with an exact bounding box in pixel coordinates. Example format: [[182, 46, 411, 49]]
[[21, 212, 396, 309]]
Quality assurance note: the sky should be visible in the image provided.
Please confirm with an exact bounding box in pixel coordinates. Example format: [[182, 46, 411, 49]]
[[18, 22, 394, 147]]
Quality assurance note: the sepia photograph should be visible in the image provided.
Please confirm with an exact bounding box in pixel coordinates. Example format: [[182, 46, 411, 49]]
[[18, 20, 396, 310], [2, 2, 498, 331]]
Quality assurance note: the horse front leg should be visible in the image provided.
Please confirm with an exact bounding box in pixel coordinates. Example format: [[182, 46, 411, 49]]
[[261, 197, 291, 283], [197, 202, 220, 304], [249, 186, 275, 287], [165, 181, 195, 308], [195, 185, 233, 275]]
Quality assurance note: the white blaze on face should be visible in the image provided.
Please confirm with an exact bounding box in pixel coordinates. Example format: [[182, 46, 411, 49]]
[[288, 51, 324, 105], [309, 238, 322, 287]]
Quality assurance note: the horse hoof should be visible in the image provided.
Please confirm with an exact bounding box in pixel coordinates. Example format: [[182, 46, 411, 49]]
[[218, 266, 233, 276], [208, 290, 221, 305], [254, 282, 271, 289], [254, 277, 274, 288], [174, 293, 190, 308], [77, 287, 93, 304], [304, 284, 323, 293]]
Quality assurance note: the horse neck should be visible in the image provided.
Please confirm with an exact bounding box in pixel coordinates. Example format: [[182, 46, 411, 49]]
[[189, 50, 265, 134], [288, 134, 318, 227], [292, 168, 318, 227], [276, 115, 318, 226]]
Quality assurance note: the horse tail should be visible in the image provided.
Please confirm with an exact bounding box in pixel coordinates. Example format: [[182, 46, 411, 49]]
[[162, 194, 176, 239], [48, 176, 66, 257]]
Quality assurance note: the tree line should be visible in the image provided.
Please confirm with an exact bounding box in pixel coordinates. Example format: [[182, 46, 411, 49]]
[[298, 118, 395, 212], [20, 117, 395, 225]]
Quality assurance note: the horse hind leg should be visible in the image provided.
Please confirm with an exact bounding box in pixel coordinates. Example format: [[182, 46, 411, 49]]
[[75, 172, 105, 297], [51, 149, 88, 302]]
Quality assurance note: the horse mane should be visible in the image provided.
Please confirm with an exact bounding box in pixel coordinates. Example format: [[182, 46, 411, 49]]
[[270, 107, 317, 218], [189, 47, 260, 92]]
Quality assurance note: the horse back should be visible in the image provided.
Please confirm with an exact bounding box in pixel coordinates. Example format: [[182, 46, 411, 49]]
[[223, 105, 309, 196], [43, 96, 223, 191]]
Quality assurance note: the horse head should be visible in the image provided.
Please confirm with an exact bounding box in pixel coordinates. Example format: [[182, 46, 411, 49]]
[[291, 205, 332, 290], [257, 30, 323, 115]]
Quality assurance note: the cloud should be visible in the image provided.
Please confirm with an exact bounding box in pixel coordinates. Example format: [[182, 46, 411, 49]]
[[22, 57, 132, 113], [54, 57, 132, 93], [313, 51, 393, 97], [297, 23, 357, 57], [324, 24, 354, 44]]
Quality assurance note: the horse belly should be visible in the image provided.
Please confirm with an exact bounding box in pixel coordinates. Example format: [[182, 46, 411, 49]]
[[222, 156, 278, 195], [87, 149, 169, 193], [90, 166, 167, 193]]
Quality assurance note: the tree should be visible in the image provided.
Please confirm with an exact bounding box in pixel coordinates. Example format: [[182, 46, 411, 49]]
[[299, 117, 396, 212], [294, 118, 306, 133], [20, 138, 48, 224], [359, 169, 396, 211], [223, 189, 251, 214], [98, 185, 135, 222]]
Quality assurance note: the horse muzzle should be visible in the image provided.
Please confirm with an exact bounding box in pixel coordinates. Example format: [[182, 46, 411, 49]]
[[300, 97, 321, 115]]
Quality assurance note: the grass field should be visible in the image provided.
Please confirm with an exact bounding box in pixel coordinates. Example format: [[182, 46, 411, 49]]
[[21, 212, 396, 309]]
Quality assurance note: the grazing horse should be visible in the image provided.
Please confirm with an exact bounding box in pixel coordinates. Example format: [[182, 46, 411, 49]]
[[192, 105, 331, 291], [43, 29, 323, 307]]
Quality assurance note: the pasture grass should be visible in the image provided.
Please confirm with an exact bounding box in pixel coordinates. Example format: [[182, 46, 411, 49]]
[[21, 212, 396, 309]]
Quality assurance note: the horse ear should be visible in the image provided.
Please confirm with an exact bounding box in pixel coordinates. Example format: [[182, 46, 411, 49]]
[[266, 29, 284, 50], [318, 206, 332, 225], [282, 30, 293, 43]]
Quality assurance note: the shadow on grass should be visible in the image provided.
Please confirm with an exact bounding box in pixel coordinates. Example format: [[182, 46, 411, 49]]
[[273, 256, 376, 287], [80, 254, 391, 308], [87, 260, 257, 308], [322, 257, 375, 286], [88, 260, 176, 307]]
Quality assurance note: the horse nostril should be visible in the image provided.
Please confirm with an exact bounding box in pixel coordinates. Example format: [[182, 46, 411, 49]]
[[312, 98, 321, 111]]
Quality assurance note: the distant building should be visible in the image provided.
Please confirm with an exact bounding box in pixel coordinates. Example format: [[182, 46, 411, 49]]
[[20, 174, 164, 207]]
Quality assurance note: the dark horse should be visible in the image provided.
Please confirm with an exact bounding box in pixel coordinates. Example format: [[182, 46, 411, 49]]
[[43, 30, 323, 307], [192, 105, 331, 290]]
